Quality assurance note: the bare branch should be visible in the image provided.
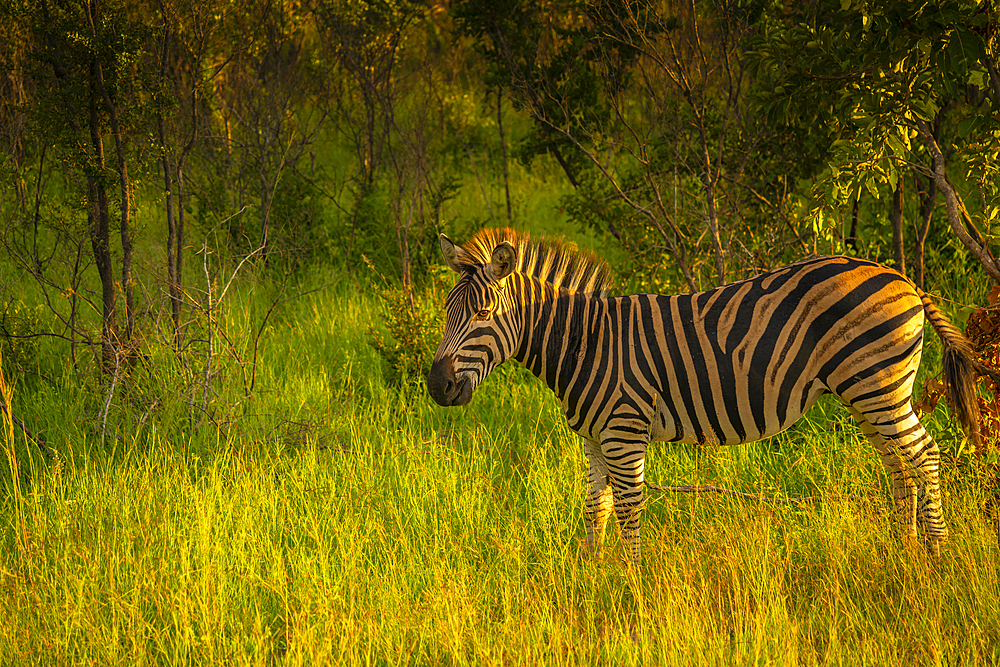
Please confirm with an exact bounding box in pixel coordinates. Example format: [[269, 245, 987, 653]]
[[914, 117, 1000, 282]]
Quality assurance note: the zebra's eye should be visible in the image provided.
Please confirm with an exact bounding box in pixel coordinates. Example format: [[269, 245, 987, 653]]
[[474, 308, 492, 321]]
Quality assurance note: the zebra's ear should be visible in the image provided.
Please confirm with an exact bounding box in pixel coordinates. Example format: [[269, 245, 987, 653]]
[[440, 234, 468, 273], [488, 241, 516, 281]]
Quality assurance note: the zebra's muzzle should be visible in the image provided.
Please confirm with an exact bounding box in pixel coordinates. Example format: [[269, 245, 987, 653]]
[[426, 356, 473, 406]]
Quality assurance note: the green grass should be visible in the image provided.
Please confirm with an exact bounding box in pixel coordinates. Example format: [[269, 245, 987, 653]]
[[2, 281, 1000, 666]]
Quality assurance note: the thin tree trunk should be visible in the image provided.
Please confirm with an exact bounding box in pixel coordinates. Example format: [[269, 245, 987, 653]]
[[847, 197, 859, 253], [88, 0, 134, 354], [497, 86, 512, 222], [175, 161, 186, 325], [689, 54, 724, 282], [698, 106, 726, 283], [704, 177, 725, 284], [96, 77, 134, 347], [914, 173, 936, 290], [160, 114, 179, 342], [260, 168, 271, 252], [891, 177, 905, 275], [397, 192, 415, 307], [156, 26, 182, 347], [172, 81, 200, 344], [70, 239, 83, 372], [88, 58, 117, 373], [31, 144, 46, 272]]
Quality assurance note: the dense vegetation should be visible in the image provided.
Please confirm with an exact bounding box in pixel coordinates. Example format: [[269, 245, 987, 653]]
[[2, 0, 999, 663]]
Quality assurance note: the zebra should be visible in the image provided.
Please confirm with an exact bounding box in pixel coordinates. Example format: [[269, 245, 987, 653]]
[[426, 228, 988, 560]]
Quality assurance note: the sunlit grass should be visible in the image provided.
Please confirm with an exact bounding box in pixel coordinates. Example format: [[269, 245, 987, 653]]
[[2, 284, 999, 665]]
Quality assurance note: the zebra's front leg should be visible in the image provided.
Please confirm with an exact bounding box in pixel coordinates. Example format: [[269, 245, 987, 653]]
[[601, 433, 647, 563], [584, 438, 614, 557]]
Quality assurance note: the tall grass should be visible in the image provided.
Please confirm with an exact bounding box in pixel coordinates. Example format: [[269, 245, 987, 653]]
[[1, 277, 999, 665]]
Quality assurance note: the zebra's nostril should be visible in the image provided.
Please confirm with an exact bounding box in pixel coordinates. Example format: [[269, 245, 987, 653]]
[[428, 357, 462, 406]]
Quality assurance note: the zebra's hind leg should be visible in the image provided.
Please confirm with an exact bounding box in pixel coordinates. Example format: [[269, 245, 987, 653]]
[[584, 438, 614, 557], [847, 404, 948, 556]]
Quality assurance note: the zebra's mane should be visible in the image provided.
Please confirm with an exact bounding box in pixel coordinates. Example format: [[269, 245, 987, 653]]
[[455, 227, 615, 296]]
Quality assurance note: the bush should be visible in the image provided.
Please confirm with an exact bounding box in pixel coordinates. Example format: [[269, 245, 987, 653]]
[[366, 285, 443, 390], [0, 301, 41, 375]]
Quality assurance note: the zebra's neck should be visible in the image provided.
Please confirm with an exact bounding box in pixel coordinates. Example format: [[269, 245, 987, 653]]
[[511, 278, 598, 400]]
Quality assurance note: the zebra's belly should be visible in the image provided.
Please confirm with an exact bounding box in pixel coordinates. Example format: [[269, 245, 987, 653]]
[[647, 384, 828, 446]]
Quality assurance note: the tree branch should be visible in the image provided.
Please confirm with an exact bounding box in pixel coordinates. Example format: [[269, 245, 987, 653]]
[[914, 118, 1000, 282]]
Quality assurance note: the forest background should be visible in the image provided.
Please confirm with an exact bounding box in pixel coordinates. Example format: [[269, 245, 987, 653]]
[[2, 0, 1000, 664]]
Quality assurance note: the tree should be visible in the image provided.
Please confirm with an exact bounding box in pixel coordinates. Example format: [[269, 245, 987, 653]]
[[315, 0, 452, 295], [151, 0, 225, 346], [2, 0, 153, 373], [750, 0, 1000, 282], [454, 0, 821, 290]]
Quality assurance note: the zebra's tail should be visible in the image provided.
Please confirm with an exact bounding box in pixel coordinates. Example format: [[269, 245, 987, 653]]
[[917, 287, 991, 448]]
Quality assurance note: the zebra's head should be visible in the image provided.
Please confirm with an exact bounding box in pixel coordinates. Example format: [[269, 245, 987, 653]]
[[427, 233, 519, 407]]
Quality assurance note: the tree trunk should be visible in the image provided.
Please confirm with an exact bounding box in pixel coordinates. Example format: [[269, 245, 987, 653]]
[[396, 193, 415, 307], [847, 197, 859, 253], [704, 177, 725, 285], [693, 79, 725, 284], [891, 177, 905, 275], [88, 0, 134, 357], [159, 112, 180, 344], [699, 119, 725, 284], [175, 158, 187, 329], [157, 26, 182, 346], [171, 77, 200, 346], [88, 58, 117, 373], [94, 71, 134, 348], [914, 173, 936, 290], [31, 145, 46, 272], [260, 167, 271, 253], [497, 86, 512, 222]]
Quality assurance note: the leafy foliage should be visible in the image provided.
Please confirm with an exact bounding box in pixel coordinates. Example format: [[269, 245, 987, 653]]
[[0, 301, 40, 375], [748, 0, 1000, 280], [366, 283, 444, 389]]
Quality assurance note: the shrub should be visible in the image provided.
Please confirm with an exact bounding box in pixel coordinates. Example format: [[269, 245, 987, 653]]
[[0, 301, 41, 375], [366, 285, 443, 390]]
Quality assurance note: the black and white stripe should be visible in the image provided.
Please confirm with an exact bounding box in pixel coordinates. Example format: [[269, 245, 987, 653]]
[[427, 229, 982, 559]]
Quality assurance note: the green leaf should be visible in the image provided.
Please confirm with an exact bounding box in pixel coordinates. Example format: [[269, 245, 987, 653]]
[[865, 178, 880, 200], [957, 115, 980, 138], [886, 133, 907, 157], [910, 98, 938, 122]]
